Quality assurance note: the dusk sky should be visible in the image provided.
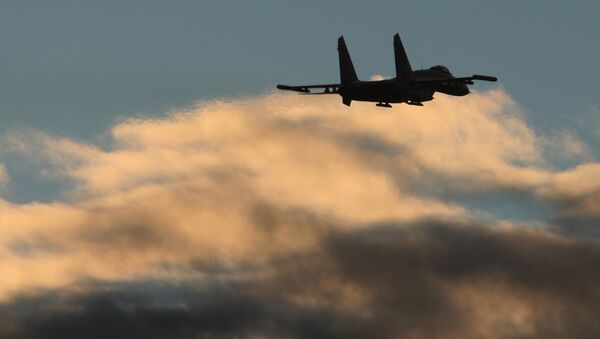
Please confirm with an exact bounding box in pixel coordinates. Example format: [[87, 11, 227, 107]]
[[1, 1, 600, 338]]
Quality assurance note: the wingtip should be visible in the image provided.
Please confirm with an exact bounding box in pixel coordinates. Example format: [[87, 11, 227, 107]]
[[472, 74, 498, 82]]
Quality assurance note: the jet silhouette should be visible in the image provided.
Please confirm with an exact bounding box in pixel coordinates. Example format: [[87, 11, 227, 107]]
[[277, 34, 497, 107]]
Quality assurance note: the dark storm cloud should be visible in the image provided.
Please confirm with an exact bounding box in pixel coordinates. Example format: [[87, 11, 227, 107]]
[[0, 282, 343, 339], [323, 220, 600, 337], [2, 219, 599, 339], [555, 217, 600, 239]]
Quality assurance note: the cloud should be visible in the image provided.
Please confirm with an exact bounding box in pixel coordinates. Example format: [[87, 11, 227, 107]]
[[369, 74, 390, 81], [1, 90, 600, 337], [0, 163, 8, 187], [536, 163, 600, 237], [1, 221, 599, 339]]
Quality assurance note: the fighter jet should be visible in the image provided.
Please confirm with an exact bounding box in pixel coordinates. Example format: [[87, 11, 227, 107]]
[[277, 34, 497, 107]]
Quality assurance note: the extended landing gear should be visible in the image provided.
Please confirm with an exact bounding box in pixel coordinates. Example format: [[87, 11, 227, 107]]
[[406, 101, 423, 106], [376, 102, 392, 108]]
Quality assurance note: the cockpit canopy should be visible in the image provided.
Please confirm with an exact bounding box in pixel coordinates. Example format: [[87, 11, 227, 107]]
[[430, 65, 450, 74]]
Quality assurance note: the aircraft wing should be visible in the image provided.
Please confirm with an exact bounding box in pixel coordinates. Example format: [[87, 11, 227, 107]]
[[276, 84, 341, 94], [414, 74, 497, 85]]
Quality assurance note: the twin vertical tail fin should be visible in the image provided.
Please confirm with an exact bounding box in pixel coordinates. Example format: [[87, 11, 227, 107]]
[[393, 33, 414, 84], [338, 36, 358, 106], [337, 34, 413, 106], [338, 36, 358, 84]]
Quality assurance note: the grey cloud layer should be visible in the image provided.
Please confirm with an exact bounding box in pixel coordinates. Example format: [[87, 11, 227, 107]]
[[2, 220, 599, 338]]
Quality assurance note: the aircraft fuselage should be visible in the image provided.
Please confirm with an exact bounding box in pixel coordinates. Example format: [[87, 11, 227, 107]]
[[339, 68, 469, 104]]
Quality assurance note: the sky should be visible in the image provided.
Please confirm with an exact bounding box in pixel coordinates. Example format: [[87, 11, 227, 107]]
[[1, 1, 600, 338]]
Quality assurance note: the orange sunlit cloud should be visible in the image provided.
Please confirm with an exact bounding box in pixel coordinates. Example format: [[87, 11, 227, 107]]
[[1, 90, 600, 337]]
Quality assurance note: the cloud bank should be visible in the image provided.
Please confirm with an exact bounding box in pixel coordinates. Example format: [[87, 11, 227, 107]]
[[1, 91, 599, 338]]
